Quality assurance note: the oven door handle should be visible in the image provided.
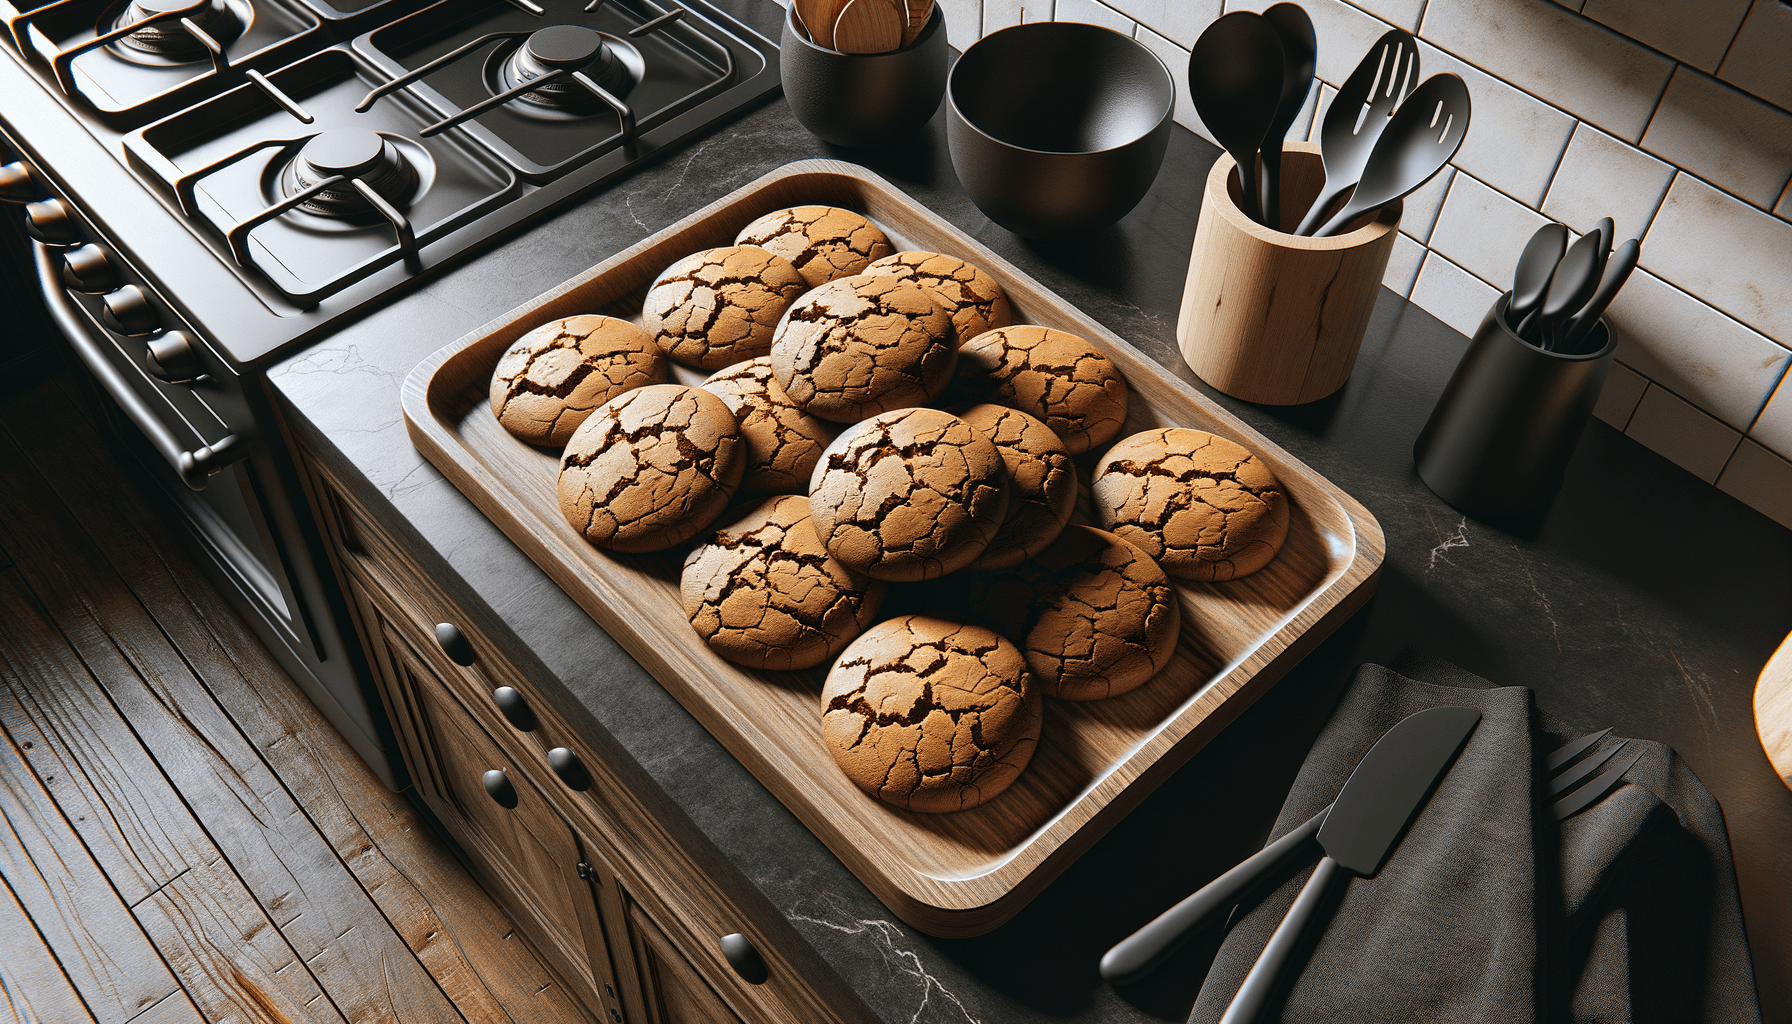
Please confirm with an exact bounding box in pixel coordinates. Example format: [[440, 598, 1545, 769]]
[[33, 242, 243, 490]]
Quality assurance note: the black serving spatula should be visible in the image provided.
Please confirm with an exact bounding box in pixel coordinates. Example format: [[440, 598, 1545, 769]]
[[1216, 706, 1481, 1024], [1258, 3, 1316, 232], [1294, 28, 1418, 236]]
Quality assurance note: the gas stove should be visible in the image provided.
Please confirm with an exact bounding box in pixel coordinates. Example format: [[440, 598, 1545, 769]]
[[0, 0, 779, 789]]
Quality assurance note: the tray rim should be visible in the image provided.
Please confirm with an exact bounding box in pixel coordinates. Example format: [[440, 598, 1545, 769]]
[[400, 157, 1385, 936]]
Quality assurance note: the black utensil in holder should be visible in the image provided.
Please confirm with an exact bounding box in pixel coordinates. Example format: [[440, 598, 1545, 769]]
[[1413, 292, 1616, 516]]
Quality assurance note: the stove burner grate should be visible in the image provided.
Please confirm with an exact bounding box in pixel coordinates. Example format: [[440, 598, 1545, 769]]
[[496, 23, 630, 110]]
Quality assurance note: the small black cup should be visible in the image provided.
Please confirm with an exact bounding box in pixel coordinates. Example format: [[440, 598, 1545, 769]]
[[946, 21, 1174, 239], [779, 4, 947, 148], [1413, 292, 1618, 516]]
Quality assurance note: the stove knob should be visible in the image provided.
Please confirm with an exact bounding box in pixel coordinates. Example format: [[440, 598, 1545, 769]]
[[1, 162, 42, 203], [23, 198, 80, 244], [147, 331, 204, 383], [61, 244, 121, 293], [101, 286, 159, 337]]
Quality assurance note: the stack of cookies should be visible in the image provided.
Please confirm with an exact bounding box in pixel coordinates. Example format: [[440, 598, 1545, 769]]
[[485, 204, 1294, 816]]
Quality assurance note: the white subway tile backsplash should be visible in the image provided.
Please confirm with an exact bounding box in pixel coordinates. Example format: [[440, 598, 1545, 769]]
[[1643, 174, 1792, 344], [1719, 0, 1792, 114], [982, 0, 1053, 32], [1409, 252, 1500, 338], [1305, 82, 1336, 143], [1717, 441, 1792, 529], [1593, 360, 1649, 429], [1133, 26, 1204, 143], [1400, 166, 1454, 244], [1343, 0, 1422, 32], [1579, 0, 1752, 74], [1625, 385, 1743, 483], [1415, 41, 1576, 206], [1604, 269, 1791, 431], [940, 0, 985, 47], [1224, 0, 1393, 90], [1052, 0, 1132, 33], [1418, 0, 1674, 142], [1541, 122, 1672, 244], [1384, 232, 1426, 296], [1427, 171, 1550, 287], [1101, 0, 1216, 48], [1751, 372, 1792, 459], [1641, 68, 1792, 210]]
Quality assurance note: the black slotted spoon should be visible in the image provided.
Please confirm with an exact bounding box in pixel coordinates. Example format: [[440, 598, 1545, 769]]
[[1294, 28, 1419, 237], [1313, 72, 1470, 237]]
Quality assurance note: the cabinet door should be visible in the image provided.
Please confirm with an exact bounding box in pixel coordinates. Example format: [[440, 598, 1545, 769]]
[[378, 616, 625, 1022], [623, 900, 749, 1024]]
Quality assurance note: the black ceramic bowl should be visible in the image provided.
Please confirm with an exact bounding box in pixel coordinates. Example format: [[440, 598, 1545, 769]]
[[780, 4, 947, 148], [947, 22, 1174, 239]]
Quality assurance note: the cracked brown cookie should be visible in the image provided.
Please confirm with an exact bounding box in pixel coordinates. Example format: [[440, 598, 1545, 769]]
[[820, 615, 1041, 813], [771, 274, 956, 424], [886, 527, 1179, 700], [808, 408, 1009, 582], [641, 245, 807, 370], [557, 384, 744, 553], [958, 404, 1077, 570], [1010, 526, 1180, 700], [956, 325, 1129, 454], [488, 315, 665, 447], [700, 357, 840, 493], [733, 205, 895, 288], [861, 251, 1012, 344], [1091, 428, 1289, 581], [681, 495, 885, 671]]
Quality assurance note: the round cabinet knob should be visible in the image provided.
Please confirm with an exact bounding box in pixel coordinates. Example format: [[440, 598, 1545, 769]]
[[101, 286, 159, 337], [62, 244, 121, 293], [492, 686, 537, 732], [547, 747, 591, 791], [1, 162, 42, 202], [23, 197, 79, 244], [146, 331, 204, 383], [435, 622, 476, 666], [719, 933, 769, 985], [482, 769, 518, 809]]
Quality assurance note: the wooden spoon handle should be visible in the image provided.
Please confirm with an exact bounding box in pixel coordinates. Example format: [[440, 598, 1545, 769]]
[[834, 0, 902, 53]]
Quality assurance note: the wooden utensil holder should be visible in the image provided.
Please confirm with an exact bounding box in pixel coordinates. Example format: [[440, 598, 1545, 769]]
[[1176, 141, 1401, 405]]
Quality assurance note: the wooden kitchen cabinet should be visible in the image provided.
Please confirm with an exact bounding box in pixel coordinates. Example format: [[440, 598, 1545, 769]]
[[295, 445, 864, 1024]]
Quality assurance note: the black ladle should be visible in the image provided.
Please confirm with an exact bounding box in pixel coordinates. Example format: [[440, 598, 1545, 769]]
[[1508, 222, 1566, 329], [1189, 12, 1285, 225], [1258, 3, 1315, 232]]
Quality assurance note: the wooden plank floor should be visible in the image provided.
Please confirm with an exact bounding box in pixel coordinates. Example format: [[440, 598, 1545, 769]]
[[0, 356, 597, 1024]]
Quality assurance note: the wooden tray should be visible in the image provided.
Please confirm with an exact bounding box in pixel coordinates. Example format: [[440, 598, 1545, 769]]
[[402, 159, 1384, 937]]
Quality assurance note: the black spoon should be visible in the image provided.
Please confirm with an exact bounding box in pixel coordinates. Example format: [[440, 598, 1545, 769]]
[[1314, 72, 1470, 237], [1508, 222, 1566, 330], [1189, 12, 1286, 225], [1532, 229, 1603, 350], [1561, 237, 1639, 353], [1258, 3, 1316, 233]]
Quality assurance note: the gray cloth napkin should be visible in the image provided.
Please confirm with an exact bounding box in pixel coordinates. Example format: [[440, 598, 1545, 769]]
[[1188, 653, 1760, 1024]]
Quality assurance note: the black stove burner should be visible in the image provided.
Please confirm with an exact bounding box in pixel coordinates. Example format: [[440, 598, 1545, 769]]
[[283, 127, 417, 215], [113, 0, 244, 60], [498, 24, 630, 109]]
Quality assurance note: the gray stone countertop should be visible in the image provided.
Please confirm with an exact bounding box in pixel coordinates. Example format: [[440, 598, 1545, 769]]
[[269, 17, 1792, 1020]]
